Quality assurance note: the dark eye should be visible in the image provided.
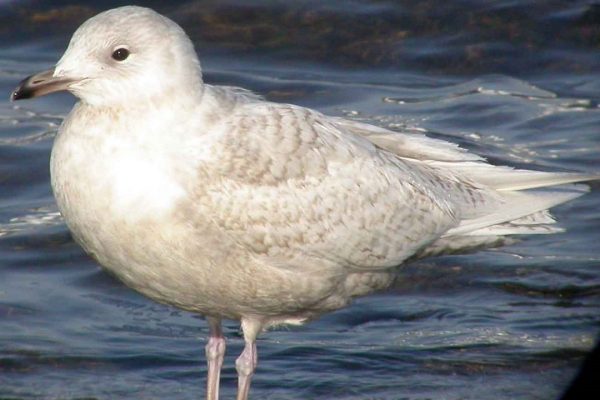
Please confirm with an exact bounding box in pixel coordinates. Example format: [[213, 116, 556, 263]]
[[112, 47, 130, 61]]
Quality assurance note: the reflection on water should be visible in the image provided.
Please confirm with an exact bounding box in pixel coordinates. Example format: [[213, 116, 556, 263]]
[[1, 1, 599, 399]]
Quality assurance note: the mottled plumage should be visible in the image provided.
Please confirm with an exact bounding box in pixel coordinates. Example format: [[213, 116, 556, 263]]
[[11, 6, 598, 400]]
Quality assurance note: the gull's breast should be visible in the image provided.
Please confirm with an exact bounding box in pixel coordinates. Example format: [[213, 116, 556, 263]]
[[51, 129, 187, 225], [48, 112, 207, 303]]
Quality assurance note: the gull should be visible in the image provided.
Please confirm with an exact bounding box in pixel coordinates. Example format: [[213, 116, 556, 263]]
[[11, 6, 598, 400]]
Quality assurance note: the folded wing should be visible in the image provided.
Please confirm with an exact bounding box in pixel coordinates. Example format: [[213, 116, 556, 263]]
[[196, 97, 597, 270]]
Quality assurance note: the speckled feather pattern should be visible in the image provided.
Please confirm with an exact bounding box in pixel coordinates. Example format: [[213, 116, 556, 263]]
[[17, 7, 597, 399], [45, 6, 596, 329], [196, 100, 496, 271]]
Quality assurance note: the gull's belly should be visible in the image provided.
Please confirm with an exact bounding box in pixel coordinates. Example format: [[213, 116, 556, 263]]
[[48, 125, 350, 320], [49, 126, 233, 314]]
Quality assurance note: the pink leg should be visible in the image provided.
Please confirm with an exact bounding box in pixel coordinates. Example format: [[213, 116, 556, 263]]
[[205, 317, 225, 400], [235, 318, 263, 400]]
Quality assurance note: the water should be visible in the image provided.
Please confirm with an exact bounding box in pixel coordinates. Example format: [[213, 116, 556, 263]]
[[1, 1, 599, 399]]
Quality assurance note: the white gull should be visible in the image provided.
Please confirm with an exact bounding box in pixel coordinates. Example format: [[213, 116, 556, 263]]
[[11, 6, 599, 400]]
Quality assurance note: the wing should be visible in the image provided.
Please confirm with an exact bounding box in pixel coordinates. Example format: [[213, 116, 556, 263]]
[[189, 87, 597, 272], [193, 101, 491, 271]]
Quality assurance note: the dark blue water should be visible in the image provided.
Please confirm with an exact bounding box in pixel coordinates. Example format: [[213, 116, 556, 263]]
[[1, 1, 599, 399]]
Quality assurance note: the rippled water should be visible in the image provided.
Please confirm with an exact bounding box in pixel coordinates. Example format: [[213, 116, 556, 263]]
[[1, 1, 599, 399]]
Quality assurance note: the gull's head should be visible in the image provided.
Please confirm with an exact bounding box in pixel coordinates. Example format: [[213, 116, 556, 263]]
[[11, 6, 203, 106]]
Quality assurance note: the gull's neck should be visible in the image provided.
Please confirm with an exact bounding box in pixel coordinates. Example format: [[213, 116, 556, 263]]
[[77, 79, 206, 115]]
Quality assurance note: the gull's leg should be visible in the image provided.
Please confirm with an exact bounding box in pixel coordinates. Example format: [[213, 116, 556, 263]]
[[205, 317, 226, 400], [235, 318, 263, 400]]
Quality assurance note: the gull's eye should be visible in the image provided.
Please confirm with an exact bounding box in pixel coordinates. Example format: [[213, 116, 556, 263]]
[[112, 47, 130, 61]]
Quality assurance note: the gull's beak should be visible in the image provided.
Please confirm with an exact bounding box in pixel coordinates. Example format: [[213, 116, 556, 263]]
[[11, 68, 75, 101]]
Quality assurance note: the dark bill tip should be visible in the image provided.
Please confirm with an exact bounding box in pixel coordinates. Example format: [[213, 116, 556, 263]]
[[11, 76, 37, 101], [10, 68, 73, 102]]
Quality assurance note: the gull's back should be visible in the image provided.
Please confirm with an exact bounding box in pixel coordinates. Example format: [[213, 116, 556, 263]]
[[195, 84, 595, 273]]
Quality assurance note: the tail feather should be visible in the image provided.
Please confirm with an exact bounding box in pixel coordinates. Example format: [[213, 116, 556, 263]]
[[459, 210, 563, 236], [443, 184, 589, 237]]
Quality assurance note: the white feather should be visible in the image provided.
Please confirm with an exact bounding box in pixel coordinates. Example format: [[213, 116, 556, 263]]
[[443, 185, 588, 237]]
